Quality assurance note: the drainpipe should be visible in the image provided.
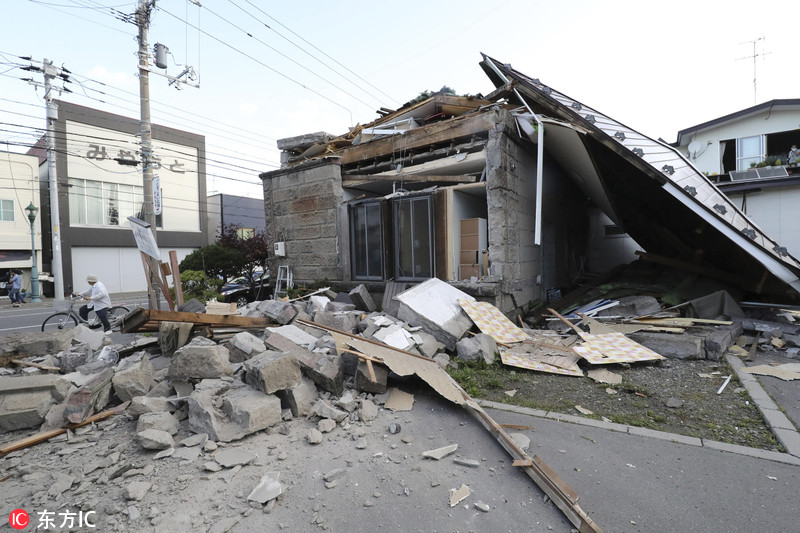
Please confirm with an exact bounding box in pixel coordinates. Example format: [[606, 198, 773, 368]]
[[482, 57, 544, 245]]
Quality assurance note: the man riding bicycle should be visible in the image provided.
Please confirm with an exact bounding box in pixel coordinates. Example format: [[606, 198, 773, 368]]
[[75, 274, 112, 333]]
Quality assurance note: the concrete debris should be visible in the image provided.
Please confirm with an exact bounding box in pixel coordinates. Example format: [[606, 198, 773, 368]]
[[453, 457, 480, 467], [276, 375, 319, 417], [455, 333, 497, 364], [318, 418, 336, 433], [311, 399, 348, 422], [214, 448, 257, 468], [248, 471, 282, 503], [355, 360, 388, 394], [136, 411, 180, 435], [136, 429, 174, 450], [168, 338, 233, 380], [358, 399, 378, 422], [449, 484, 471, 507], [423, 443, 458, 460], [125, 480, 152, 501], [509, 432, 530, 451], [307, 428, 323, 444], [157, 321, 194, 357], [349, 284, 376, 312], [111, 352, 153, 402], [0, 374, 71, 431], [226, 332, 267, 363], [244, 350, 301, 394], [64, 367, 114, 424], [72, 324, 106, 351]]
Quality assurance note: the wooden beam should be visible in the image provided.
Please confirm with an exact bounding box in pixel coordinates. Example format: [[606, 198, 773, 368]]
[[169, 250, 184, 307], [483, 80, 517, 102], [121, 307, 273, 332], [0, 410, 114, 457], [339, 112, 499, 165], [343, 174, 478, 187]]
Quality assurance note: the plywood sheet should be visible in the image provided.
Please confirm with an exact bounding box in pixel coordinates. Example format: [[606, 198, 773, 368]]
[[332, 332, 465, 405], [499, 347, 584, 377], [458, 299, 530, 344], [572, 332, 665, 365]]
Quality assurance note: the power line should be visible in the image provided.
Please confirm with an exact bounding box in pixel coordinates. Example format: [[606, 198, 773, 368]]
[[156, 5, 356, 121], [239, 0, 401, 107]]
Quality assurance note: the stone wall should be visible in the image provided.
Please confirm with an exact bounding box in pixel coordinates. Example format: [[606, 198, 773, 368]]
[[262, 162, 344, 284], [484, 110, 541, 313]]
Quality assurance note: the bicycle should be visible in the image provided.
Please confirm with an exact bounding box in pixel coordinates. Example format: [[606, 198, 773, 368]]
[[41, 295, 131, 332]]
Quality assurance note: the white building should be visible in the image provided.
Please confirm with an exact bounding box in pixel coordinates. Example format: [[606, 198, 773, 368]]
[[32, 101, 208, 296], [675, 99, 800, 258], [0, 151, 42, 296]]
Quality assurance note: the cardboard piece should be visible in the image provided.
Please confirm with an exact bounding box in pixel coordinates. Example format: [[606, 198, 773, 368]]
[[741, 364, 800, 381], [499, 347, 583, 377], [384, 388, 414, 411]]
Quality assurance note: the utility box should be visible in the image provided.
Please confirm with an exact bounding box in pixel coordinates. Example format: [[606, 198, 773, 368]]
[[274, 241, 286, 257]]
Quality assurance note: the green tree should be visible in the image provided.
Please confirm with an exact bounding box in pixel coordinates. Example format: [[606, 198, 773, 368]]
[[179, 243, 244, 280], [216, 224, 271, 282]]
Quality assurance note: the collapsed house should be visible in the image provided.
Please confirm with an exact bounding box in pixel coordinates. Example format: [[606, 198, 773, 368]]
[[260, 54, 800, 320]]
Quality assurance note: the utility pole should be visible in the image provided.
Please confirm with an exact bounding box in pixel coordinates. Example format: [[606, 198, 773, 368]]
[[136, 0, 161, 309], [43, 60, 66, 301]]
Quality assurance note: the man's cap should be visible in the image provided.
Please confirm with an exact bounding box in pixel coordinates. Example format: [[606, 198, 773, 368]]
[[86, 274, 98, 283]]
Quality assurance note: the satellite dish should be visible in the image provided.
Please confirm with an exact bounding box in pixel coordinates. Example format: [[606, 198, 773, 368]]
[[687, 140, 702, 158]]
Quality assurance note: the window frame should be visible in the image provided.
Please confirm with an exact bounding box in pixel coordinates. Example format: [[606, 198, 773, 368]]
[[392, 194, 434, 282], [349, 200, 385, 281], [0, 199, 14, 222]]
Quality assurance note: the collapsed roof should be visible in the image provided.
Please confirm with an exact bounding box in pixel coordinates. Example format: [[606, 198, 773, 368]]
[[478, 54, 800, 299]]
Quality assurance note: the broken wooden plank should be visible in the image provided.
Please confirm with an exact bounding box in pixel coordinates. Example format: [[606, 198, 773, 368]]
[[339, 112, 499, 165], [11, 359, 60, 371], [344, 174, 478, 187], [0, 409, 114, 457], [120, 307, 273, 333], [512, 458, 533, 467]]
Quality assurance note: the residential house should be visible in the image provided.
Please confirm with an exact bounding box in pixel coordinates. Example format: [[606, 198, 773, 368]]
[[260, 56, 800, 316], [0, 151, 42, 296], [206, 193, 266, 244], [30, 100, 208, 296], [675, 99, 800, 257]]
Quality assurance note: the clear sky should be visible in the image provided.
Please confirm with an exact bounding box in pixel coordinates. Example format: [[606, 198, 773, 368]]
[[1, 0, 795, 198]]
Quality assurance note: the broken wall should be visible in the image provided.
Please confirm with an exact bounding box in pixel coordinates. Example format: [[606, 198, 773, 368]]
[[262, 161, 344, 282], [485, 111, 541, 312]]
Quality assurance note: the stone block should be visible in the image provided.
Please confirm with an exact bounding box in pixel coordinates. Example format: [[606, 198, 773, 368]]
[[355, 360, 388, 394], [312, 310, 360, 334], [168, 339, 232, 380], [325, 301, 356, 312], [394, 278, 474, 351], [306, 295, 331, 315], [413, 330, 445, 358], [244, 350, 301, 394], [64, 368, 114, 424], [128, 395, 174, 417], [699, 323, 743, 361], [112, 353, 154, 402], [136, 429, 174, 450], [456, 333, 497, 364], [311, 399, 348, 422], [358, 399, 378, 421], [136, 411, 181, 435], [266, 325, 319, 348], [2, 329, 75, 358], [158, 322, 194, 357], [222, 387, 282, 436], [256, 300, 298, 325], [299, 353, 344, 396], [72, 324, 105, 351], [59, 346, 91, 374], [227, 332, 267, 363], [628, 331, 704, 360], [349, 284, 376, 312], [0, 390, 56, 431], [276, 375, 319, 417]]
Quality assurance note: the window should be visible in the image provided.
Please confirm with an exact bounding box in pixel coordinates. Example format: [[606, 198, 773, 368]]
[[0, 199, 13, 221], [69, 178, 161, 228], [393, 195, 433, 281], [349, 201, 384, 280], [736, 135, 765, 171], [236, 227, 255, 239]]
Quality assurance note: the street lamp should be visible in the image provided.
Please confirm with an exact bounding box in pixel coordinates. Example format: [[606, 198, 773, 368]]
[[25, 202, 41, 303]]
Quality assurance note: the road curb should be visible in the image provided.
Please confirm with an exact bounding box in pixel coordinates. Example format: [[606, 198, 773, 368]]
[[477, 398, 800, 466]]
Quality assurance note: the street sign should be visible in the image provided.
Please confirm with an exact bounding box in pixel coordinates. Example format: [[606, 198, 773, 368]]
[[153, 176, 162, 216], [127, 216, 160, 259]]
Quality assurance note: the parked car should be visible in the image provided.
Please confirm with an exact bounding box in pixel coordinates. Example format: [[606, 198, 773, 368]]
[[220, 270, 270, 307]]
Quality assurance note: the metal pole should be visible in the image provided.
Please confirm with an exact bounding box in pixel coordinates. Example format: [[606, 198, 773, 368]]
[[137, 0, 161, 310], [43, 59, 65, 301], [27, 205, 41, 303]]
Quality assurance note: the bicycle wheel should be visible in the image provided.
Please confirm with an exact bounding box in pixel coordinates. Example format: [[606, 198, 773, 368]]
[[107, 306, 130, 331], [41, 312, 78, 332]]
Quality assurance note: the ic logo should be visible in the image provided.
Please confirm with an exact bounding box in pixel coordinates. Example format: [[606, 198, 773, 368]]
[[9, 509, 29, 530]]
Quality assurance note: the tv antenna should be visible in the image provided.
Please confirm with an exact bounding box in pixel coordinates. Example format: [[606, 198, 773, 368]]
[[737, 37, 769, 105]]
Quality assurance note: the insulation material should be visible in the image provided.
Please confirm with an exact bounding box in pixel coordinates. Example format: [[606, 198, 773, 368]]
[[499, 347, 583, 377], [572, 332, 665, 365], [458, 299, 530, 345]]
